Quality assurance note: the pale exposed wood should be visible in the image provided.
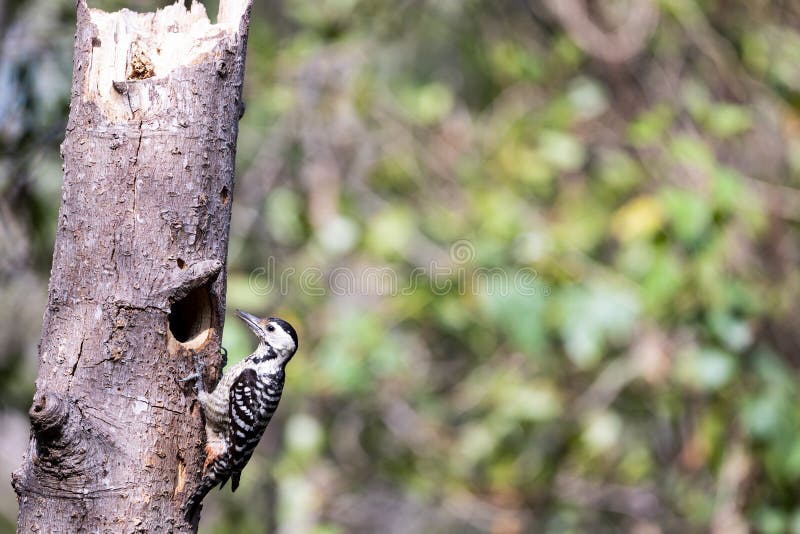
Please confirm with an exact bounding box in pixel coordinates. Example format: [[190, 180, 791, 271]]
[[12, 1, 253, 531]]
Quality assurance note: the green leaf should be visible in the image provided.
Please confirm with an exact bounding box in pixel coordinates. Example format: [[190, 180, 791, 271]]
[[708, 312, 752, 352], [627, 105, 674, 146], [753, 507, 788, 534], [558, 283, 640, 368], [669, 135, 716, 172], [706, 103, 752, 138], [596, 149, 643, 193], [481, 282, 546, 355], [660, 188, 712, 244], [567, 77, 608, 120], [489, 41, 543, 82], [581, 411, 623, 453], [396, 82, 454, 125], [611, 195, 664, 242], [498, 383, 562, 422], [675, 347, 736, 391], [742, 394, 784, 439], [365, 206, 415, 257], [265, 187, 305, 245], [457, 423, 497, 466], [538, 130, 586, 172]]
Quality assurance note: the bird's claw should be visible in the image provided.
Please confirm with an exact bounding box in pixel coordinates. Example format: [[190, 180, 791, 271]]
[[193, 352, 205, 375], [178, 354, 206, 394], [178, 372, 200, 383]]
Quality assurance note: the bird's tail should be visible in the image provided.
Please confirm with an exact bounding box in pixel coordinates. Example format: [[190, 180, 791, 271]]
[[184, 478, 214, 520], [183, 455, 233, 521]]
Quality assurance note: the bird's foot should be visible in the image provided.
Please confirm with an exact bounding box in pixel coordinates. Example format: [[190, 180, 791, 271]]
[[178, 372, 199, 383], [178, 354, 206, 394]]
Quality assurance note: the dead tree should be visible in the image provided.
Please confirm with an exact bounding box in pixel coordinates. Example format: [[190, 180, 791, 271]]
[[12, 1, 254, 531]]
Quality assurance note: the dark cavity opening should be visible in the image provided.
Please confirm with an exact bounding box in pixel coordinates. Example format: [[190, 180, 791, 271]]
[[168, 285, 212, 345]]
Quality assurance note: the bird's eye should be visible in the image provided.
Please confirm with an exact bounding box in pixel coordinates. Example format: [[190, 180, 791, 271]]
[[267, 324, 275, 332]]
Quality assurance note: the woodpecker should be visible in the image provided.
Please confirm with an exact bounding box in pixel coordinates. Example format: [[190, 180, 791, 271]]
[[182, 310, 298, 520]]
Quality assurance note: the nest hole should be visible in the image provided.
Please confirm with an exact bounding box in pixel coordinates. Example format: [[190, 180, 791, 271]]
[[168, 285, 213, 348]]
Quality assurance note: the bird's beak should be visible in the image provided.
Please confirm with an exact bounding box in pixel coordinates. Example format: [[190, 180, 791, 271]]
[[235, 310, 262, 335]]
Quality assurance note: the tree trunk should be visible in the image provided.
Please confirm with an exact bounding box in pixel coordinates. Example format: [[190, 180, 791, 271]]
[[12, 1, 253, 531]]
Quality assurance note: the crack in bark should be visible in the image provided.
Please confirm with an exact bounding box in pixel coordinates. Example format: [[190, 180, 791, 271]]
[[70, 338, 85, 378], [79, 404, 123, 430], [89, 33, 97, 96], [132, 120, 143, 245], [132, 121, 143, 168], [85, 355, 122, 368], [110, 238, 119, 289], [112, 301, 169, 313]]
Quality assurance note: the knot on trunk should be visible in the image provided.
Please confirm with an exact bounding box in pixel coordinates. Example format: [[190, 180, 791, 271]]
[[28, 392, 90, 479], [15, 390, 121, 504], [30, 392, 70, 441]]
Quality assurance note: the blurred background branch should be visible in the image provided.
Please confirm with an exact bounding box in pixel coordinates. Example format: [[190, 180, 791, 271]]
[[539, 0, 659, 64]]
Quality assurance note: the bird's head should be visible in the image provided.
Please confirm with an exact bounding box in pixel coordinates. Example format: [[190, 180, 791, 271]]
[[236, 310, 298, 365]]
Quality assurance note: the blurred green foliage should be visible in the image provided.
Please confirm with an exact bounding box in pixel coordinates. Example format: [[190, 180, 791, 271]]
[[5, 0, 800, 532]]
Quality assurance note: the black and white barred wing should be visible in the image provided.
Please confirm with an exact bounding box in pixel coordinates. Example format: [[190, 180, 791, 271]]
[[227, 367, 277, 491]]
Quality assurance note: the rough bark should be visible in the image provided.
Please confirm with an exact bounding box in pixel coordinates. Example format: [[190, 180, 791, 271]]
[[12, 1, 253, 531]]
